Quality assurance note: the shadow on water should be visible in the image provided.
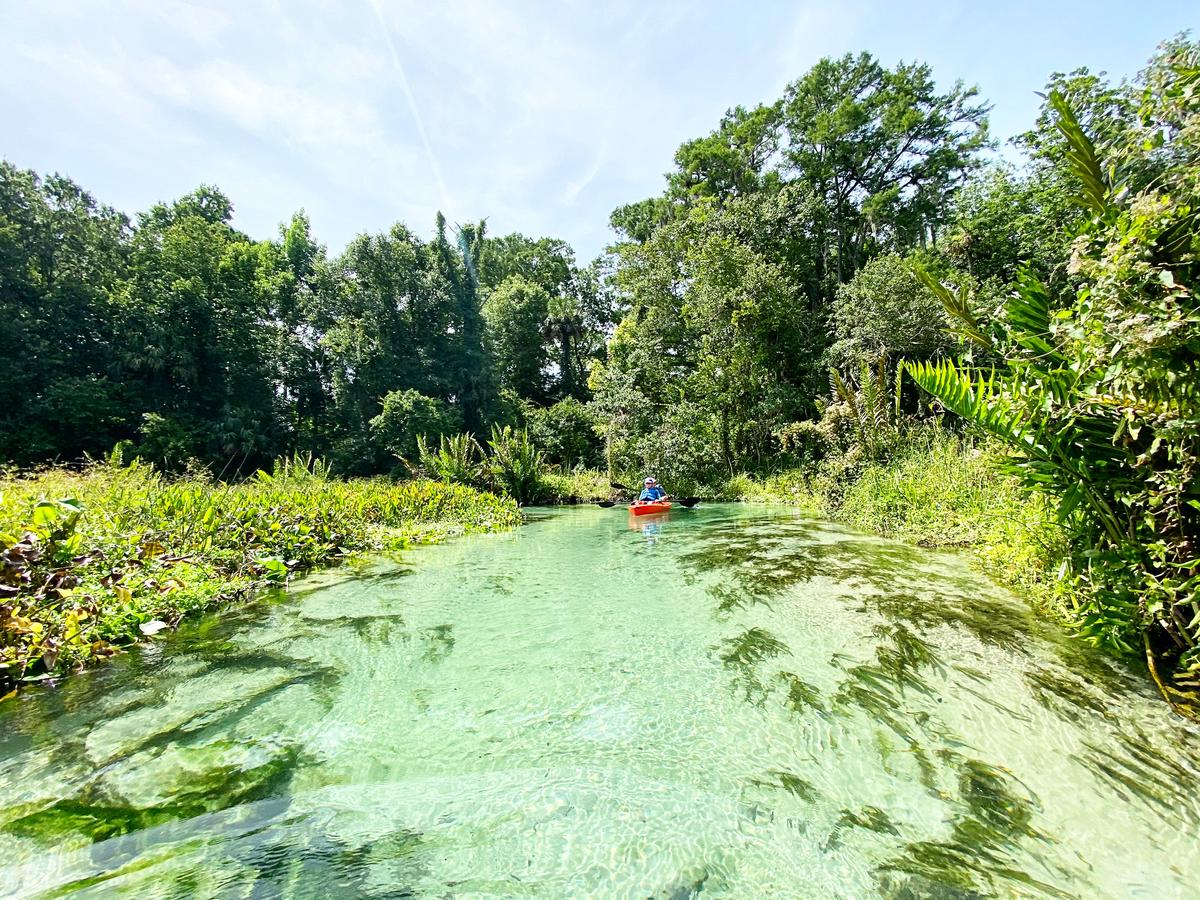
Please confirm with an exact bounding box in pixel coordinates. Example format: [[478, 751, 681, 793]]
[[5, 745, 304, 846], [680, 513, 1110, 897], [875, 757, 1071, 899], [1073, 729, 1200, 828], [678, 517, 1037, 654], [750, 769, 820, 804], [715, 627, 791, 704], [48, 809, 429, 897]]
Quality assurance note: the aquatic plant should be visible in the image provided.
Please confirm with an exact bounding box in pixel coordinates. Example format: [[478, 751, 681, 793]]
[[0, 458, 520, 690]]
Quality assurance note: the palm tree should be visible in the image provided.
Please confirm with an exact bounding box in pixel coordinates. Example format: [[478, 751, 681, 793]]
[[542, 294, 586, 399]]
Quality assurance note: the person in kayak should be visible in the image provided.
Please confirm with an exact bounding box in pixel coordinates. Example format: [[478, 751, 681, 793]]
[[638, 477, 667, 502]]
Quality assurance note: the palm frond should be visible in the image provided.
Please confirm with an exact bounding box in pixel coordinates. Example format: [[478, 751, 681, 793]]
[[1047, 90, 1112, 221], [912, 265, 993, 350], [905, 359, 1024, 441], [1006, 267, 1064, 364]]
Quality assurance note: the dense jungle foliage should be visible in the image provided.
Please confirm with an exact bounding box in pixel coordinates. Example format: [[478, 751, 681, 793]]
[[0, 176, 612, 475], [1, 35, 1197, 705]]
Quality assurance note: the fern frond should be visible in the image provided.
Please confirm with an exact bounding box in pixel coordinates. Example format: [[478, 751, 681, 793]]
[[830, 368, 858, 420]]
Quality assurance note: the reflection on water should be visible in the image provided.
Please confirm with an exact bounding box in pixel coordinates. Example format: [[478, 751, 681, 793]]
[[2, 504, 1199, 898]]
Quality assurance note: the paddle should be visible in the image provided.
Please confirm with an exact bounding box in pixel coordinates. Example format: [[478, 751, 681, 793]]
[[596, 497, 701, 509]]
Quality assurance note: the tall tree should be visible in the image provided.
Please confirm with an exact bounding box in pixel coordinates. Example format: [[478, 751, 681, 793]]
[[542, 293, 586, 400], [116, 187, 286, 468], [0, 164, 130, 462], [780, 52, 990, 283], [434, 215, 490, 435], [667, 103, 783, 201], [483, 275, 550, 401], [318, 223, 454, 471]]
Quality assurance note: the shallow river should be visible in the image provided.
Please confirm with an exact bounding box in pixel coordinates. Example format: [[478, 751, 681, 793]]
[[2, 505, 1200, 898]]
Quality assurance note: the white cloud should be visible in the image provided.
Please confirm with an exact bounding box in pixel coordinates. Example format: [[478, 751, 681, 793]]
[[1, 0, 795, 255], [2, 0, 1189, 263]]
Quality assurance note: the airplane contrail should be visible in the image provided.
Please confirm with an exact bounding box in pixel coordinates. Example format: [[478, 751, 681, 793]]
[[366, 0, 455, 216]]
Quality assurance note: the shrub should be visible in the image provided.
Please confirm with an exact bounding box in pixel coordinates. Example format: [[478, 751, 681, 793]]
[[524, 398, 603, 469], [370, 389, 460, 463], [536, 468, 611, 504], [909, 76, 1200, 705], [829, 252, 957, 370], [417, 433, 484, 486], [487, 426, 544, 505]]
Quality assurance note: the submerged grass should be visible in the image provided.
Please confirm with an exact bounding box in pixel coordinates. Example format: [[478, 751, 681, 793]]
[[0, 457, 520, 690], [732, 431, 1068, 617]]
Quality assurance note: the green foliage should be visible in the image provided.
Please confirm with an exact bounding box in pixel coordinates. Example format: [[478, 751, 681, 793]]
[[908, 45, 1200, 703], [667, 103, 782, 201], [829, 254, 957, 369], [478, 233, 575, 296], [486, 426, 545, 505], [482, 275, 551, 400], [417, 433, 484, 486], [136, 413, 203, 472], [255, 451, 332, 484], [0, 461, 519, 688], [370, 390, 460, 464], [0, 159, 609, 478], [596, 49, 991, 485], [523, 398, 602, 469], [781, 52, 990, 279], [535, 468, 612, 504], [0, 163, 130, 463], [940, 164, 1081, 302], [593, 185, 823, 483], [829, 356, 904, 462], [734, 430, 1065, 610], [609, 197, 678, 243]]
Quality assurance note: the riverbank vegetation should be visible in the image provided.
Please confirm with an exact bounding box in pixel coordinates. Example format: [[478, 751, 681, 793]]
[[0, 456, 518, 691], [2, 34, 1197, 708], [729, 434, 1067, 616]]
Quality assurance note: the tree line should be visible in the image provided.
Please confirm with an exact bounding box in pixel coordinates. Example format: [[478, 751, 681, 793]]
[[0, 174, 612, 474]]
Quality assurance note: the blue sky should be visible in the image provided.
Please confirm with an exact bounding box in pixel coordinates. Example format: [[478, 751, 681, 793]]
[[2, 1, 1193, 262]]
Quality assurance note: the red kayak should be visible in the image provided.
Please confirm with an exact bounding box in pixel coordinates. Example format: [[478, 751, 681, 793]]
[[630, 500, 672, 516]]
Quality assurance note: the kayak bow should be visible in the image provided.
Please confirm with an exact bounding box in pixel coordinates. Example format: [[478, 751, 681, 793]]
[[629, 500, 672, 516]]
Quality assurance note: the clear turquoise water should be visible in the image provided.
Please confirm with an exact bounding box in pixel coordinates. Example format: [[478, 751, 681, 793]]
[[2, 504, 1199, 898]]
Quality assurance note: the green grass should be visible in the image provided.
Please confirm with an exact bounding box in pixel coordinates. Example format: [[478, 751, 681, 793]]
[[535, 468, 615, 504], [1, 458, 520, 690], [731, 431, 1068, 615]]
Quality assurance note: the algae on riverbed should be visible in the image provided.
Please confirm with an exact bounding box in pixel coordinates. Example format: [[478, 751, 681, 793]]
[[2, 504, 1198, 897]]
